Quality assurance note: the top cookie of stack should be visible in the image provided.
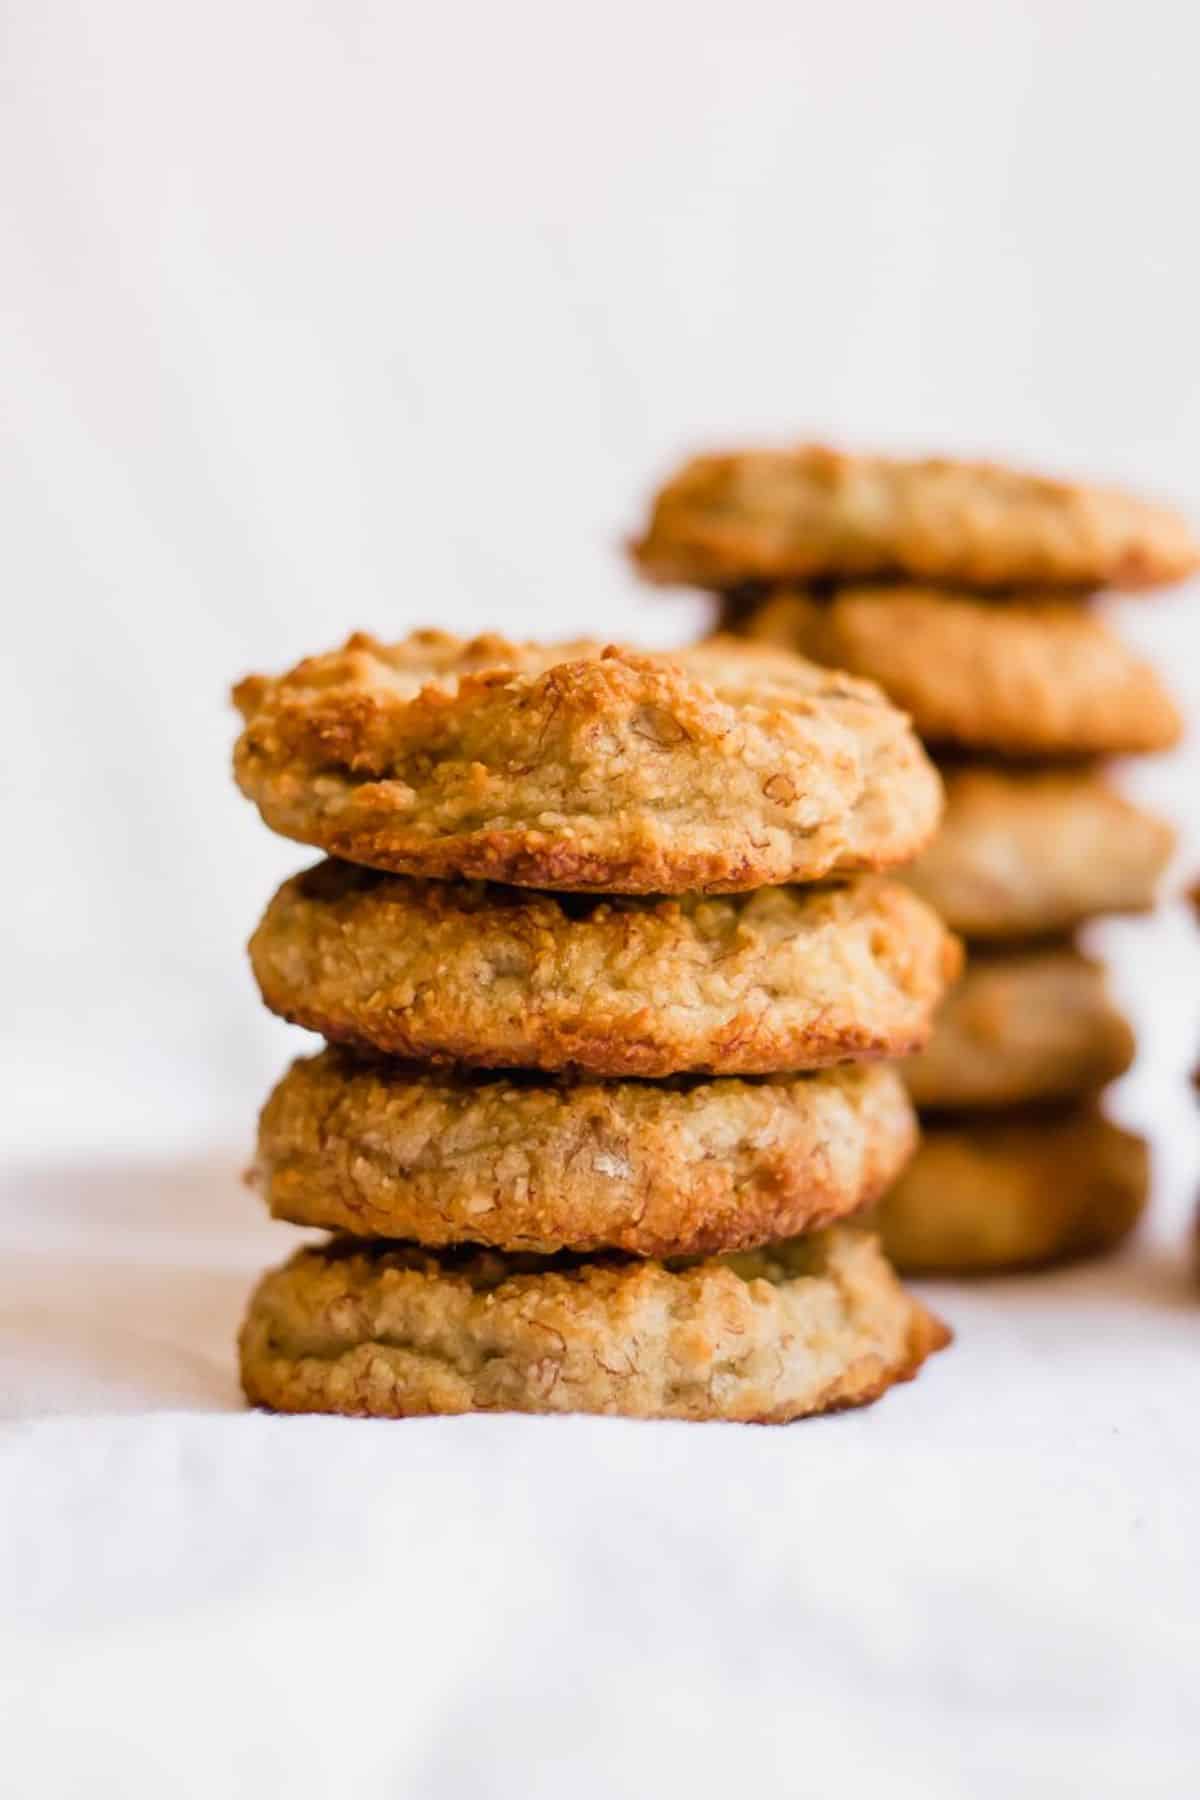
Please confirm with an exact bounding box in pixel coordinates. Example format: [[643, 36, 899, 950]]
[[232, 629, 943, 892], [231, 630, 958, 1423], [632, 445, 1197, 594]]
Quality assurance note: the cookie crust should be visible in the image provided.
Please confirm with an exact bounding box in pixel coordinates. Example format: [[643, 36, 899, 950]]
[[874, 1111, 1148, 1275], [905, 766, 1174, 941], [904, 947, 1134, 1111], [239, 1225, 949, 1422], [737, 588, 1180, 757], [632, 445, 1199, 591], [250, 862, 960, 1077], [256, 1049, 917, 1256], [232, 631, 941, 893]]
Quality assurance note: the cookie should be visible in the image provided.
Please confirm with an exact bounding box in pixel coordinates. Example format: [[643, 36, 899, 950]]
[[632, 445, 1199, 591], [873, 1111, 1148, 1275], [232, 631, 941, 893], [905, 766, 1174, 941], [737, 588, 1180, 757], [238, 1225, 949, 1422], [904, 946, 1134, 1110], [255, 1048, 917, 1257], [251, 862, 960, 1077]]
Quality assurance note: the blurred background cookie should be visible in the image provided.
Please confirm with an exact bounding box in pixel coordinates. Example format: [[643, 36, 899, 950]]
[[904, 766, 1174, 941], [633, 446, 1198, 591], [872, 1110, 1148, 1275], [903, 946, 1134, 1111], [734, 588, 1180, 756]]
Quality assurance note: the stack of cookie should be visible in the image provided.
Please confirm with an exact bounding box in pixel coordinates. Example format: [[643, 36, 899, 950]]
[[634, 446, 1197, 1274], [231, 630, 960, 1420]]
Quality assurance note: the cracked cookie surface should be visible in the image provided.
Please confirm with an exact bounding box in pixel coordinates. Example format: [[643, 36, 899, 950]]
[[239, 1224, 949, 1422], [232, 630, 941, 892], [251, 861, 960, 1076], [255, 1048, 917, 1256]]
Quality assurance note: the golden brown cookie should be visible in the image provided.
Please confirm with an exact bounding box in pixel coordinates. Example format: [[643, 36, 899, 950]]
[[736, 588, 1180, 757], [238, 1225, 949, 1422], [232, 631, 941, 893], [873, 1110, 1148, 1274], [255, 1049, 917, 1257], [905, 766, 1174, 941], [251, 862, 961, 1077], [904, 946, 1134, 1111], [632, 445, 1199, 591]]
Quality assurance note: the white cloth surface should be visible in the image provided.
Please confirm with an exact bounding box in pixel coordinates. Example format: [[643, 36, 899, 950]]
[[5, 4, 1200, 1793]]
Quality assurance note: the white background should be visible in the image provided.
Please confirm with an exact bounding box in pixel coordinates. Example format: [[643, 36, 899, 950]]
[[3, 4, 1199, 1795]]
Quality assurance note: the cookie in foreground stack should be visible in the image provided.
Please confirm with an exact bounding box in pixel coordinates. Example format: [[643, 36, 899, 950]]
[[231, 631, 959, 1419], [634, 446, 1196, 1273]]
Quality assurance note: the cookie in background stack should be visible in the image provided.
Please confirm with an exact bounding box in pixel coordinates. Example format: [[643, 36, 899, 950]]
[[231, 631, 959, 1420], [634, 446, 1197, 1273]]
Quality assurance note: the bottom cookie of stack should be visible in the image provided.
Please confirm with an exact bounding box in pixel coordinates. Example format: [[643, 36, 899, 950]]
[[874, 1110, 1148, 1275], [239, 1225, 949, 1423]]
